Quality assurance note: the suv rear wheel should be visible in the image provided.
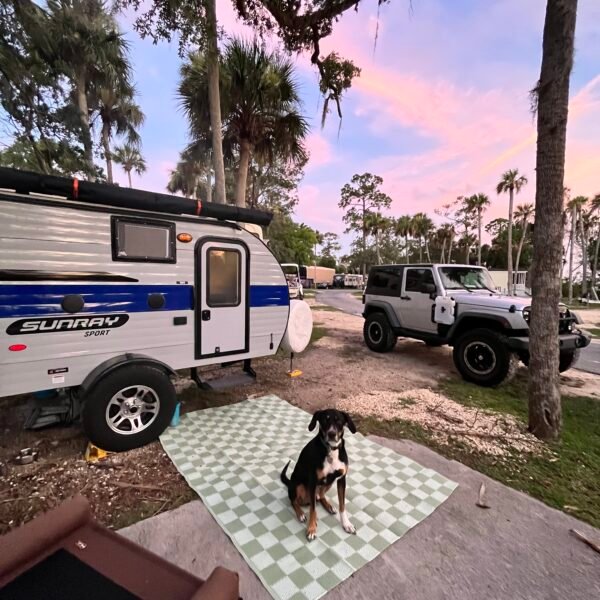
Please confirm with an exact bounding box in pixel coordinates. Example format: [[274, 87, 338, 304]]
[[363, 312, 397, 353], [453, 328, 518, 387], [518, 349, 580, 373]]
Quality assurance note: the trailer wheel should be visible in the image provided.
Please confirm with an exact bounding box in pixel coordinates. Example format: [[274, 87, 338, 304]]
[[82, 365, 176, 452]]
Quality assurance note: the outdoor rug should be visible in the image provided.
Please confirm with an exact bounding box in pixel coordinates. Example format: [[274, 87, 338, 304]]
[[160, 395, 458, 600]]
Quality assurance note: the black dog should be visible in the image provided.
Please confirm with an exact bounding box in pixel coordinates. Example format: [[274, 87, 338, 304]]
[[280, 409, 357, 540]]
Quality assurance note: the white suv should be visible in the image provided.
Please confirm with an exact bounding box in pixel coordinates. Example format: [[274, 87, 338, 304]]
[[362, 264, 591, 386]]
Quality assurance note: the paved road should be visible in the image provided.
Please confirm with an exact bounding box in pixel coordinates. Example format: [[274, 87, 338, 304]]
[[317, 289, 600, 375]]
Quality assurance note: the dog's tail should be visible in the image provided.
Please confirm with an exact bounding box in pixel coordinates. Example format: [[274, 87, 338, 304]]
[[280, 461, 291, 488]]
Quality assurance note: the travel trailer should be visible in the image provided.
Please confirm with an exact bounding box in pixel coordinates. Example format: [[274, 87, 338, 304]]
[[0, 167, 310, 451], [281, 263, 304, 299], [343, 274, 364, 289]]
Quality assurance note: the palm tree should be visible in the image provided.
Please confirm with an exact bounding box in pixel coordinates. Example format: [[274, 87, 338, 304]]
[[513, 203, 535, 277], [93, 83, 144, 184], [411, 213, 434, 262], [48, 0, 131, 177], [179, 38, 308, 208], [365, 212, 390, 265], [464, 193, 490, 266], [112, 143, 146, 187], [591, 194, 600, 298], [437, 223, 455, 263], [167, 142, 213, 201], [394, 215, 413, 263], [497, 169, 528, 295], [567, 196, 588, 298]]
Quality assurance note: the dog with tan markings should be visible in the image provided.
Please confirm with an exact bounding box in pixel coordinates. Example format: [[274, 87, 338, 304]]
[[280, 409, 357, 541]]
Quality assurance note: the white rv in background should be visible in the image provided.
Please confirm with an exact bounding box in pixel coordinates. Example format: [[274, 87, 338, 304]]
[[0, 168, 310, 451], [281, 263, 304, 300], [344, 274, 364, 289]]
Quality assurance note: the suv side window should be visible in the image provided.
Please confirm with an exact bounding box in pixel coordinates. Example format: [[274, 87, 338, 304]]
[[405, 268, 435, 293], [367, 267, 403, 296]]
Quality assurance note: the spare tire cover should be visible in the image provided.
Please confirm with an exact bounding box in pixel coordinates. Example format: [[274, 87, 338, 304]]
[[280, 300, 313, 354]]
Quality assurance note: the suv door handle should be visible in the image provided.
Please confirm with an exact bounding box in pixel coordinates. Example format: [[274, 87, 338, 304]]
[[400, 296, 411, 301], [201, 309, 211, 321]]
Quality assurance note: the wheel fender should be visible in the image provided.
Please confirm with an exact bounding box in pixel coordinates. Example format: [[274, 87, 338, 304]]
[[78, 354, 176, 398], [364, 300, 401, 329], [447, 312, 510, 343]]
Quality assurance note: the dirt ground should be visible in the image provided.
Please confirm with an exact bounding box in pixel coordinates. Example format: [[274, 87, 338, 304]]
[[1, 305, 599, 534]]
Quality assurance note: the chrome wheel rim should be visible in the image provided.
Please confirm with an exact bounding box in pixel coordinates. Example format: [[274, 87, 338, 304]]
[[368, 321, 383, 344], [105, 385, 160, 435], [464, 341, 496, 375]]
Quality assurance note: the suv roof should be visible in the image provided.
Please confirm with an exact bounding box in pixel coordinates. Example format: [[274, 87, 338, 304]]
[[370, 263, 480, 270]]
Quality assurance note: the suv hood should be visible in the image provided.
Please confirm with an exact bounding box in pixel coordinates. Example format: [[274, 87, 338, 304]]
[[448, 291, 530, 311]]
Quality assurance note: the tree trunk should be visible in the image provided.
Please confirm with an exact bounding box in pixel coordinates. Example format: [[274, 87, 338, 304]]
[[579, 212, 588, 297], [568, 204, 576, 302], [127, 169, 132, 188], [464, 231, 469, 264], [528, 0, 577, 441], [235, 139, 251, 208], [515, 220, 527, 277], [440, 238, 447, 263], [507, 188, 514, 295], [206, 0, 226, 204], [362, 197, 367, 277], [101, 120, 113, 184], [448, 235, 453, 262], [405, 235, 410, 264], [419, 238, 423, 262], [592, 227, 600, 298], [425, 238, 431, 262], [205, 168, 212, 204], [477, 209, 482, 266], [376, 230, 381, 265], [75, 69, 94, 178]]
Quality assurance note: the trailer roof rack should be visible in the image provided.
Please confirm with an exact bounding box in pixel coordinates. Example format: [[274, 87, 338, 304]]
[[0, 167, 273, 227]]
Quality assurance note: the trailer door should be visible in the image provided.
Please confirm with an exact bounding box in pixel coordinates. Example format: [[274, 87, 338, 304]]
[[196, 239, 248, 358]]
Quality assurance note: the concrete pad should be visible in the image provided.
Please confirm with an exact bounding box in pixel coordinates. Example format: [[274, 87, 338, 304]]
[[120, 436, 600, 600]]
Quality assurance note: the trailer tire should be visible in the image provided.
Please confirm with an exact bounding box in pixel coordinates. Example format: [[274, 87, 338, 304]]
[[82, 365, 176, 452]]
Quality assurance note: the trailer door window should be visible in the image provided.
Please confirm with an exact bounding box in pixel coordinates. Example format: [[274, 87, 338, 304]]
[[207, 249, 240, 307], [112, 217, 175, 263]]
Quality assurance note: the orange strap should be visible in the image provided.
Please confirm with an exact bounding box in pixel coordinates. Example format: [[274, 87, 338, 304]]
[[72, 178, 79, 199], [195, 200, 202, 216]]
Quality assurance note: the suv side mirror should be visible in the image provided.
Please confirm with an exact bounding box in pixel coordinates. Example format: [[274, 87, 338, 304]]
[[419, 282, 436, 295]]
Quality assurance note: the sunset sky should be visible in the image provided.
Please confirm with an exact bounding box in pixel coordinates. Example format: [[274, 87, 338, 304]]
[[117, 0, 600, 251]]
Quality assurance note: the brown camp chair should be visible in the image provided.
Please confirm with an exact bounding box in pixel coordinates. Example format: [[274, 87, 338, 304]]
[[0, 495, 239, 600]]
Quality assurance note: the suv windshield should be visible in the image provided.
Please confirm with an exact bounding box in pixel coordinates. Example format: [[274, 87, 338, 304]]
[[440, 267, 496, 291]]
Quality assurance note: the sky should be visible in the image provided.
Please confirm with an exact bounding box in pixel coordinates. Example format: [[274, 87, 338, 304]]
[[115, 0, 600, 252]]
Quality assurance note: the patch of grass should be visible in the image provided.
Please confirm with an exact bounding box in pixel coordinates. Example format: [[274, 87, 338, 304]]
[[351, 291, 364, 298], [309, 326, 329, 345], [355, 376, 600, 528], [302, 290, 316, 297], [585, 327, 600, 338], [311, 304, 341, 312]]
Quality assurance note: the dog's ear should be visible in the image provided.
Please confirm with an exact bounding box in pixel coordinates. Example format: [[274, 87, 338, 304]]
[[308, 410, 322, 431], [343, 412, 357, 434]]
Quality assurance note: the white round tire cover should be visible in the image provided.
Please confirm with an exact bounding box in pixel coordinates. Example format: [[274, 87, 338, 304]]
[[280, 300, 313, 354]]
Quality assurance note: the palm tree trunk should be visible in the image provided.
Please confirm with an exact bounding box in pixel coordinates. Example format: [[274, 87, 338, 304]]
[[448, 234, 454, 262], [127, 169, 132, 188], [101, 121, 113, 184], [579, 213, 588, 297], [440, 238, 447, 263], [405, 235, 410, 264], [528, 0, 577, 442], [477, 209, 482, 266], [376, 230, 381, 264], [75, 69, 94, 178], [507, 188, 514, 295], [568, 204, 576, 302], [206, 0, 226, 204], [205, 169, 212, 204], [235, 139, 251, 208], [425, 238, 431, 262], [515, 220, 527, 278], [592, 226, 600, 298], [419, 238, 423, 262], [362, 197, 367, 278]]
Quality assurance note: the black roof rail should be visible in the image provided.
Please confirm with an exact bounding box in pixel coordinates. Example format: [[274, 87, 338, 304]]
[[0, 167, 273, 227]]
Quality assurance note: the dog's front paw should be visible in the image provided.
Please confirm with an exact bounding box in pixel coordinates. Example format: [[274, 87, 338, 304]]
[[298, 513, 306, 523], [327, 505, 337, 515], [306, 527, 317, 541], [340, 512, 356, 534]]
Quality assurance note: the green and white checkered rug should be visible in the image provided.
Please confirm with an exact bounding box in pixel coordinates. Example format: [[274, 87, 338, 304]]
[[160, 395, 457, 600]]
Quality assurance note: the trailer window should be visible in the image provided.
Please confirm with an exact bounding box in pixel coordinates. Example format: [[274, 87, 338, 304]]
[[112, 217, 175, 263], [207, 249, 240, 307]]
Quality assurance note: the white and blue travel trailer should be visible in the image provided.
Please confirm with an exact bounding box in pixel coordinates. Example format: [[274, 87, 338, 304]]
[[0, 168, 301, 451]]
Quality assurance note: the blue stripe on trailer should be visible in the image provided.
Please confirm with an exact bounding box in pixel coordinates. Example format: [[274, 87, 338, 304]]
[[249, 285, 289, 307], [0, 283, 289, 318]]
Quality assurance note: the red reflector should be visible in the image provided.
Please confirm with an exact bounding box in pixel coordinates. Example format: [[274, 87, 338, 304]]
[[9, 344, 27, 352]]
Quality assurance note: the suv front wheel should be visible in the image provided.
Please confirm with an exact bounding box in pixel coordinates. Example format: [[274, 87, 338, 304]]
[[453, 328, 518, 387], [363, 312, 397, 353]]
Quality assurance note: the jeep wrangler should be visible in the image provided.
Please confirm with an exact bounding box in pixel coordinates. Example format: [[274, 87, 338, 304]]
[[362, 264, 591, 387]]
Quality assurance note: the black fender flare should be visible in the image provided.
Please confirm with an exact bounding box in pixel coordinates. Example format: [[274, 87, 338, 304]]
[[447, 312, 511, 343], [78, 353, 176, 397], [363, 300, 402, 329]]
